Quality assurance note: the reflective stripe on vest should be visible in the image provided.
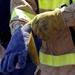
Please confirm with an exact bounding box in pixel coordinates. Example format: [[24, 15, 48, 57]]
[[11, 9, 35, 21], [40, 51, 75, 67], [38, 0, 69, 10]]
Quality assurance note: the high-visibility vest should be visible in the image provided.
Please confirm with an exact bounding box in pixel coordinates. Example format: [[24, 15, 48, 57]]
[[38, 0, 75, 67], [11, 0, 75, 67], [11, 0, 75, 21], [39, 0, 75, 10]]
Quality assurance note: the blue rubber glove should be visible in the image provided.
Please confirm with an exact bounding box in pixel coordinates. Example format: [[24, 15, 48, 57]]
[[0, 25, 31, 74]]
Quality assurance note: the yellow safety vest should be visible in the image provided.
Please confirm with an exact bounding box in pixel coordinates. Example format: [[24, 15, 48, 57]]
[[39, 0, 75, 67], [39, 0, 75, 10], [11, 0, 75, 67], [11, 0, 75, 20]]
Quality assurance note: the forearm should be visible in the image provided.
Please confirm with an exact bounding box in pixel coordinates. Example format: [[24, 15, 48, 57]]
[[10, 0, 37, 34]]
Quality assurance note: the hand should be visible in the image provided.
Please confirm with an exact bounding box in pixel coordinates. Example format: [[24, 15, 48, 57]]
[[30, 8, 65, 41], [0, 25, 31, 74], [30, 5, 75, 41]]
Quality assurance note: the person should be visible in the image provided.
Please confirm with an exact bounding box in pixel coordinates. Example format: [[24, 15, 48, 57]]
[[0, 0, 42, 75], [1, 0, 75, 75]]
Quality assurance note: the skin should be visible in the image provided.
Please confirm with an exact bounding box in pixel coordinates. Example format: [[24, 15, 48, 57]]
[[0, 44, 5, 62]]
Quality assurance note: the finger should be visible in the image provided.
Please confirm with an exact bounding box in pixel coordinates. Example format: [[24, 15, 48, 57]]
[[17, 50, 28, 68], [1, 55, 9, 74], [7, 53, 18, 71]]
